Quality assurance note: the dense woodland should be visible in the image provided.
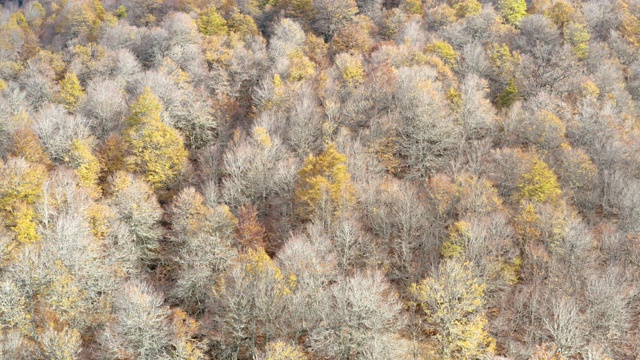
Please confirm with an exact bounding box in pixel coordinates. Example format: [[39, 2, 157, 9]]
[[1, 0, 640, 358]]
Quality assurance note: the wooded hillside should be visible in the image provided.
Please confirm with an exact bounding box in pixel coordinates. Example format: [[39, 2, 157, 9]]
[[1, 0, 640, 358]]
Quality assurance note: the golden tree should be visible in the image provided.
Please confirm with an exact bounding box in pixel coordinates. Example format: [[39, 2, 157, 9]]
[[294, 143, 355, 220], [497, 0, 527, 26], [518, 157, 562, 204], [410, 259, 496, 359], [0, 158, 46, 246], [197, 6, 228, 36], [55, 72, 85, 112], [65, 138, 102, 198], [124, 88, 188, 190]]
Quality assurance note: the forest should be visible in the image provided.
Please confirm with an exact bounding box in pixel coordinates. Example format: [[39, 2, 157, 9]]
[[1, 0, 640, 358]]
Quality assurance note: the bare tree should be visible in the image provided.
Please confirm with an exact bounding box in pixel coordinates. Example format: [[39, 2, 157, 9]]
[[99, 280, 173, 359], [307, 270, 404, 359]]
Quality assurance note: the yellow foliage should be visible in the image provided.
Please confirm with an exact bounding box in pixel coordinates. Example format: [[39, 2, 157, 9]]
[[10, 201, 40, 244], [514, 202, 541, 243], [427, 4, 458, 28], [264, 341, 307, 360], [288, 49, 316, 82], [295, 143, 355, 220], [620, 2, 640, 45], [335, 53, 365, 87], [124, 88, 189, 190], [401, 0, 423, 15], [489, 43, 521, 83], [330, 16, 376, 55], [451, 0, 482, 18], [242, 247, 283, 279], [426, 40, 458, 69], [87, 203, 113, 239], [544, 0, 575, 28], [160, 58, 191, 86], [304, 33, 329, 65], [197, 6, 228, 36], [497, 0, 528, 26], [518, 157, 562, 204], [33, 49, 67, 80], [564, 22, 590, 60], [441, 221, 469, 258], [228, 13, 260, 36], [43, 260, 88, 326], [370, 131, 402, 174], [97, 134, 126, 181], [253, 127, 273, 149], [126, 87, 163, 126], [528, 110, 566, 149], [455, 175, 504, 215], [559, 145, 597, 192], [410, 259, 496, 359], [0, 79, 6, 91], [172, 309, 206, 360], [447, 87, 463, 113], [501, 256, 522, 285], [55, 72, 85, 112], [0, 158, 46, 212], [426, 174, 458, 218], [202, 33, 244, 69], [65, 138, 102, 198], [580, 80, 600, 98], [0, 158, 45, 248], [115, 5, 127, 19]]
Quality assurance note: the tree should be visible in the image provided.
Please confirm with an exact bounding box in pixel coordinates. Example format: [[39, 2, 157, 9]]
[[564, 22, 590, 60], [450, 0, 482, 18], [55, 72, 85, 112], [308, 270, 405, 359], [65, 138, 101, 198], [106, 171, 163, 265], [311, 0, 359, 38], [228, 13, 260, 37], [80, 78, 127, 138], [497, 77, 519, 108], [519, 157, 562, 204], [330, 16, 376, 55], [426, 40, 458, 69], [334, 52, 365, 88], [458, 74, 497, 142], [410, 259, 496, 359], [295, 143, 355, 221], [394, 66, 461, 179], [360, 177, 434, 281], [168, 187, 236, 312], [210, 247, 293, 359], [196, 6, 228, 36], [99, 280, 173, 359], [255, 341, 307, 360], [503, 107, 567, 150], [0, 158, 46, 246], [497, 0, 528, 26], [440, 214, 520, 295], [544, 0, 575, 29], [33, 104, 90, 161], [9, 126, 52, 168], [236, 204, 267, 250], [220, 126, 298, 209], [123, 87, 188, 190]]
